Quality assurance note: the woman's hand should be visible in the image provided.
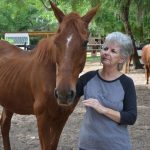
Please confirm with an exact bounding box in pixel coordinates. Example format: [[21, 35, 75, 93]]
[[82, 98, 107, 114], [83, 98, 121, 123]]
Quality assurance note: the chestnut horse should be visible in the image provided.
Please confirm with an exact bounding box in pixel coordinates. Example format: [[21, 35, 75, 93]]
[[142, 44, 150, 84], [0, 1, 99, 150]]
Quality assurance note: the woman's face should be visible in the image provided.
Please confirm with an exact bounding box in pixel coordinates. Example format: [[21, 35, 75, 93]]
[[100, 43, 124, 68]]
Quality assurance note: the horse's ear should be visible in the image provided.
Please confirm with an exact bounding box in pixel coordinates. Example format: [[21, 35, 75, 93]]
[[50, 1, 65, 23], [82, 5, 100, 25]]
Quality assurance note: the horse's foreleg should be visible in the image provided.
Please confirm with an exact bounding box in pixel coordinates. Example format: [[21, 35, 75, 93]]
[[147, 66, 149, 84], [145, 65, 149, 84], [0, 108, 13, 150], [36, 113, 51, 150], [50, 112, 72, 149]]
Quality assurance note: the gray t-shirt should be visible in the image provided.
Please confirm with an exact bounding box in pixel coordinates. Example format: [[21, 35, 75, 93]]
[[76, 70, 137, 150]]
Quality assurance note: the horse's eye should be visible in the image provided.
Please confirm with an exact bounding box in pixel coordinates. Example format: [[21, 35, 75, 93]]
[[83, 40, 88, 49]]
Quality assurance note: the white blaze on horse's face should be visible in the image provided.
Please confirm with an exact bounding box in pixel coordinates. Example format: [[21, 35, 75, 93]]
[[66, 34, 73, 48]]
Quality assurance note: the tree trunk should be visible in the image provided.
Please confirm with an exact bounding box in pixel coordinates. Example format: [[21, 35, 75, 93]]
[[120, 0, 143, 69], [137, 6, 144, 43]]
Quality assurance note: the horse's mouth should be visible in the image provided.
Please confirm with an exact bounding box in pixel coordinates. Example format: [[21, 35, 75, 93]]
[[57, 99, 73, 106]]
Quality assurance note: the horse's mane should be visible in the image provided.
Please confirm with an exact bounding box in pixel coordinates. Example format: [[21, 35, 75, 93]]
[[31, 36, 56, 64]]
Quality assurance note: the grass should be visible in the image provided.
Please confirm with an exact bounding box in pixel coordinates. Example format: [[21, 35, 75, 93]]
[[86, 51, 101, 62], [86, 56, 100, 62]]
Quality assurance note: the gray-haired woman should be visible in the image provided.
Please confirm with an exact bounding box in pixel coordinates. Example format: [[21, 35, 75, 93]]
[[77, 32, 137, 150]]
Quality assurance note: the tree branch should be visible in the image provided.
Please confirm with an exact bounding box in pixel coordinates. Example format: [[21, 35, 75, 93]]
[[40, 0, 51, 11]]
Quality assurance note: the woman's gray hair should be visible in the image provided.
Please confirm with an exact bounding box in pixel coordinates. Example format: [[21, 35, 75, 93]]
[[104, 32, 133, 71]]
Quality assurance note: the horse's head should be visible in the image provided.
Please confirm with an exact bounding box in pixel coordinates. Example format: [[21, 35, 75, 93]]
[[50, 2, 99, 106]]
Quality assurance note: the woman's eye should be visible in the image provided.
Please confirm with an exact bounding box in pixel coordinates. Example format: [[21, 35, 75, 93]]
[[111, 49, 118, 53], [103, 47, 108, 51], [111, 49, 116, 53]]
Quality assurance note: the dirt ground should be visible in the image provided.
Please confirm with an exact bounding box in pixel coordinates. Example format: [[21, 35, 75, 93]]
[[0, 62, 150, 150]]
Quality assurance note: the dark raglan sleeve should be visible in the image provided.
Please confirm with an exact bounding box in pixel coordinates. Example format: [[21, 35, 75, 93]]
[[120, 76, 137, 125], [76, 75, 85, 97], [76, 71, 97, 98]]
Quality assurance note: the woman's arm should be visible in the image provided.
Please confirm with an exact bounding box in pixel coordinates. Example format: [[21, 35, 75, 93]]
[[83, 98, 121, 123], [119, 78, 137, 125]]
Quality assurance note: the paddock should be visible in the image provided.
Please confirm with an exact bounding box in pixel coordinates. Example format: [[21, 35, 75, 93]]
[[0, 62, 150, 150]]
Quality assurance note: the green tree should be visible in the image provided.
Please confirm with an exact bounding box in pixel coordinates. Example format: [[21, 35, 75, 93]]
[[0, 0, 149, 45], [133, 0, 150, 42]]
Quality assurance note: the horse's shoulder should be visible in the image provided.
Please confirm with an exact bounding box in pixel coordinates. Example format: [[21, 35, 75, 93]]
[[142, 44, 150, 51], [142, 44, 150, 63]]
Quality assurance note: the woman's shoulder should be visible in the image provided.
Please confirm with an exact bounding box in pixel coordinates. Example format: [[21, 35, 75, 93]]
[[78, 70, 98, 85], [120, 74, 134, 82], [80, 70, 98, 79], [119, 74, 135, 88]]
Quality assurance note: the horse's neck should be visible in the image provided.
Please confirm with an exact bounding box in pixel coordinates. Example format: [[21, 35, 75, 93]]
[[33, 37, 56, 65]]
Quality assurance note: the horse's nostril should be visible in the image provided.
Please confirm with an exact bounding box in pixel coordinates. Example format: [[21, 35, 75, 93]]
[[68, 90, 75, 99]]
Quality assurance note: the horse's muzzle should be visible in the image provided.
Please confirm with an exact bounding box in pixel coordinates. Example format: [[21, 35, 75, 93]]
[[54, 89, 76, 106]]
